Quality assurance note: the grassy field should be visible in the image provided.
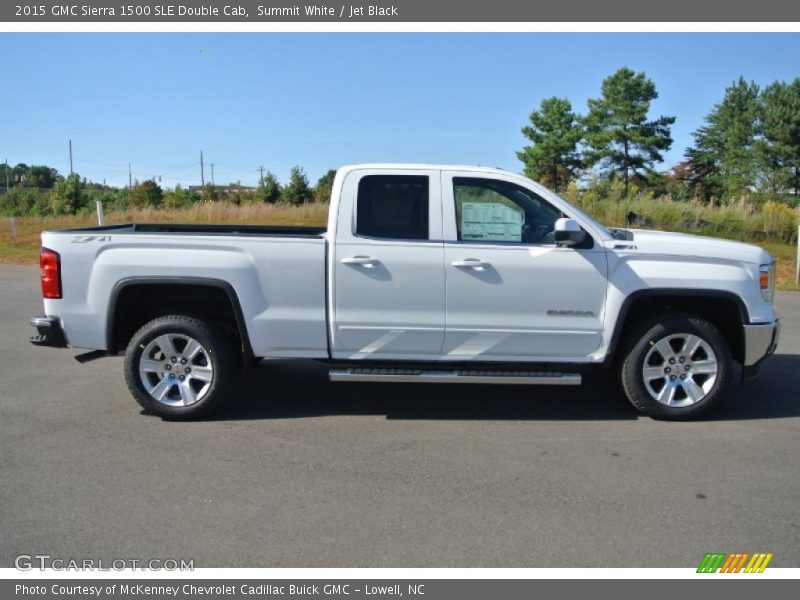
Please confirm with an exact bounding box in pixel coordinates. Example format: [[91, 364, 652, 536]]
[[1, 199, 797, 290], [0, 202, 329, 263]]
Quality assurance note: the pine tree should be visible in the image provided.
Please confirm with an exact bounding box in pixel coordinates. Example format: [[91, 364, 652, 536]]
[[516, 97, 583, 192], [257, 171, 281, 204], [584, 67, 675, 197], [51, 173, 88, 214], [687, 77, 761, 200], [314, 169, 337, 203], [129, 179, 163, 208], [281, 166, 311, 205], [760, 78, 800, 196]]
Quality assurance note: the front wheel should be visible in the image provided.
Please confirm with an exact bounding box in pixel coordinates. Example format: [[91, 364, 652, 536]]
[[620, 313, 731, 420], [124, 315, 235, 419]]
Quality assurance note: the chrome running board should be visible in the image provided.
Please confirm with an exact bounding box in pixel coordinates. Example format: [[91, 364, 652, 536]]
[[329, 368, 581, 385]]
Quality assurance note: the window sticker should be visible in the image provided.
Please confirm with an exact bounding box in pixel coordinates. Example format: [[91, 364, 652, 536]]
[[461, 202, 524, 242]]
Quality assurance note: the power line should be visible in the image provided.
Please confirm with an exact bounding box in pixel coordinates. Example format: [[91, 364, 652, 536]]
[[6, 150, 282, 189], [75, 157, 195, 171]]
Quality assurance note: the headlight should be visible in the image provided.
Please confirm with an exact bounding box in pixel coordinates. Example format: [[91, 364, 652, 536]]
[[759, 261, 775, 303]]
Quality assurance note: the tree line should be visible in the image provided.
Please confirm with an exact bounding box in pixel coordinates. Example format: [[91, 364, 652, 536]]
[[517, 67, 800, 203], [0, 164, 338, 217], [3, 68, 799, 217]]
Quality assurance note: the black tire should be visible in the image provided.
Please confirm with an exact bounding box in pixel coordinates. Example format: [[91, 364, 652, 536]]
[[124, 315, 235, 419], [620, 312, 731, 420]]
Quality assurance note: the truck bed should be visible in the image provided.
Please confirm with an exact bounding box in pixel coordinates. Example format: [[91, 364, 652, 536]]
[[55, 222, 327, 238], [41, 221, 329, 358]]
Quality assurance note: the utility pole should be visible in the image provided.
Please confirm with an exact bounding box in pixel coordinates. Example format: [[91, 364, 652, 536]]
[[200, 151, 205, 187], [211, 163, 215, 186], [128, 163, 132, 188], [258, 165, 265, 186], [69, 140, 73, 175], [4, 158, 8, 191]]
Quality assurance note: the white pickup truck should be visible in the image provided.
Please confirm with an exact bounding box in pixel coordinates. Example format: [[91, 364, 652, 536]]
[[29, 164, 780, 420]]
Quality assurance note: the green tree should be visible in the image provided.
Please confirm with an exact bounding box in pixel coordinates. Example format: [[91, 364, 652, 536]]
[[11, 163, 29, 186], [86, 185, 128, 212], [1, 163, 61, 189], [0, 187, 50, 216], [222, 181, 248, 205], [0, 162, 10, 190], [26, 165, 61, 188], [687, 78, 761, 200], [314, 169, 337, 203], [281, 166, 311, 205], [51, 173, 88, 214], [201, 183, 220, 202], [516, 97, 583, 192], [256, 171, 281, 204], [129, 179, 163, 208], [584, 67, 675, 196], [163, 184, 198, 209], [760, 78, 800, 196]]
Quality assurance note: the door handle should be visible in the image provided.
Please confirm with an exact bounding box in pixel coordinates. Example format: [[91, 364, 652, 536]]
[[451, 258, 489, 269], [341, 255, 380, 267]]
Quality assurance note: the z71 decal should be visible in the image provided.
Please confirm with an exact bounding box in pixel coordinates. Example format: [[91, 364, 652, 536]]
[[71, 235, 111, 243]]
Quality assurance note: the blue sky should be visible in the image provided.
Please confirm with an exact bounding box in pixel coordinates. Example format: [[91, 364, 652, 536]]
[[1, 33, 799, 188]]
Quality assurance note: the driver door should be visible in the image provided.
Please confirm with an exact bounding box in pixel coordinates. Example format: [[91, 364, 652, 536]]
[[441, 171, 608, 361]]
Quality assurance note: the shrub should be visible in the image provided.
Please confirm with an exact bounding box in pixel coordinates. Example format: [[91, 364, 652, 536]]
[[128, 180, 163, 208], [51, 173, 89, 214], [163, 185, 198, 209], [281, 166, 312, 205], [0, 187, 51, 216], [255, 172, 281, 204]]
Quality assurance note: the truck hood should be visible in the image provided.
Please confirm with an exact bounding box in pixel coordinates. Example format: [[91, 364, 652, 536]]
[[612, 229, 771, 265]]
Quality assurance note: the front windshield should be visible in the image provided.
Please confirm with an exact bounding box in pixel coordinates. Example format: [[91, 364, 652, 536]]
[[511, 173, 614, 240]]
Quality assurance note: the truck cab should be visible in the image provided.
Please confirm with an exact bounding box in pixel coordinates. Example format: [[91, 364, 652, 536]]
[[328, 165, 609, 362]]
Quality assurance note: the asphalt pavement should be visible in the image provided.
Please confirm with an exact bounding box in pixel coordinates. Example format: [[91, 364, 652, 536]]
[[1, 263, 798, 567]]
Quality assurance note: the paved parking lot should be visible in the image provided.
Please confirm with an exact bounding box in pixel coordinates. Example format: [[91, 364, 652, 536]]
[[1, 262, 798, 567]]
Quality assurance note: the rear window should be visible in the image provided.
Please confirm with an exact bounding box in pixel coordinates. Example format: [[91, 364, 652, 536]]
[[356, 175, 429, 240]]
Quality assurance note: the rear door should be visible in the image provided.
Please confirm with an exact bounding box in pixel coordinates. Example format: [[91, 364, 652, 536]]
[[330, 168, 445, 360]]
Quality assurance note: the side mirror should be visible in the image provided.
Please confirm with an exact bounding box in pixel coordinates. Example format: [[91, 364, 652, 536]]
[[554, 218, 588, 247]]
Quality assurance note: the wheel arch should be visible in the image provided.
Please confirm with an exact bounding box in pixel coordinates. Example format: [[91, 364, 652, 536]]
[[604, 289, 748, 366], [106, 277, 255, 366]]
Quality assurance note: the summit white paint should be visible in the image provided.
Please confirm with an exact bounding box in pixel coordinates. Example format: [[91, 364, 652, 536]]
[[39, 164, 778, 366]]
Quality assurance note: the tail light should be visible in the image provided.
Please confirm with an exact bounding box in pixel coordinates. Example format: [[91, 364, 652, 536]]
[[40, 248, 62, 299]]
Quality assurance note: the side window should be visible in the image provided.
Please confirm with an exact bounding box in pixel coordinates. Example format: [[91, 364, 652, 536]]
[[356, 175, 429, 240], [454, 177, 563, 244]]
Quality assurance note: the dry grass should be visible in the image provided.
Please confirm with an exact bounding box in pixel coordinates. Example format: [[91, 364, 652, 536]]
[[1, 199, 797, 290], [0, 202, 329, 264], [762, 241, 800, 291]]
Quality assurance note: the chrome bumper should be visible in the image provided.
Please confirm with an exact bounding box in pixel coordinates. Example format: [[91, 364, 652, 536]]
[[743, 320, 780, 366]]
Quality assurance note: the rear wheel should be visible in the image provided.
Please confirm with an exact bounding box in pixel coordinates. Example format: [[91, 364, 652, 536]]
[[124, 315, 234, 419], [620, 313, 731, 420]]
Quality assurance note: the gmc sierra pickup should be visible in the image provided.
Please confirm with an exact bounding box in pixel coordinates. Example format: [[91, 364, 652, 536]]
[[29, 164, 780, 420]]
